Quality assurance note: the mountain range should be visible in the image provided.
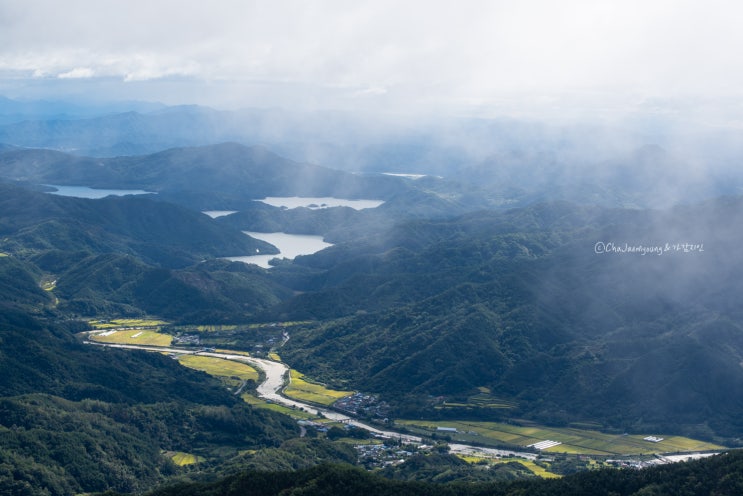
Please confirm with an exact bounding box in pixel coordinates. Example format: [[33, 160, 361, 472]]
[[2, 100, 743, 208], [1, 100, 743, 494]]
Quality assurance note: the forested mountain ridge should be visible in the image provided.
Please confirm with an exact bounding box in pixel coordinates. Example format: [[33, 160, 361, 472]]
[[276, 197, 743, 437], [2, 104, 741, 209], [0, 143, 413, 210], [136, 450, 743, 496], [0, 302, 301, 494], [0, 182, 296, 321], [0, 181, 276, 268], [3, 172, 742, 439], [1, 139, 743, 493]]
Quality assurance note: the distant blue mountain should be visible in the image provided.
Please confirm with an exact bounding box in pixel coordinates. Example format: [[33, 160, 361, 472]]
[[1, 97, 742, 209], [0, 95, 166, 124]]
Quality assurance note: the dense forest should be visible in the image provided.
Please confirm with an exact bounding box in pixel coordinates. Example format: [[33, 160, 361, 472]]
[[0, 299, 305, 494], [127, 450, 743, 496], [272, 199, 743, 438]]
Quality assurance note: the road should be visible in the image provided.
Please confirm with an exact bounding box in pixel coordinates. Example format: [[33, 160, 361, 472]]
[[87, 342, 422, 443], [86, 341, 721, 467]]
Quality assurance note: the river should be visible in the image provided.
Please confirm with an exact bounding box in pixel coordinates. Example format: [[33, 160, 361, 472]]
[[85, 341, 711, 464], [86, 342, 419, 443]]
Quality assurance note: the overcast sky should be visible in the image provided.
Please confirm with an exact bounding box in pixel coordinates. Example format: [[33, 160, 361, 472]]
[[1, 0, 742, 124]]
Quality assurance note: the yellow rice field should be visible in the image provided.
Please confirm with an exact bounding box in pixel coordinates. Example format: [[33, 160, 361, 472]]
[[283, 370, 353, 406], [397, 419, 725, 456], [178, 355, 259, 381], [90, 329, 172, 346]]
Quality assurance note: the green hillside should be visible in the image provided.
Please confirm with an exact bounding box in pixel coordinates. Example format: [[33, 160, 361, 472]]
[[0, 143, 410, 209], [276, 199, 743, 438], [0, 181, 276, 268], [140, 451, 743, 496], [1, 143, 743, 494]]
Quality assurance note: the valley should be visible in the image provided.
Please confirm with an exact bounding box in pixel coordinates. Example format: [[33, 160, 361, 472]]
[[5, 2, 743, 491], [1, 131, 743, 494], [85, 324, 725, 466]]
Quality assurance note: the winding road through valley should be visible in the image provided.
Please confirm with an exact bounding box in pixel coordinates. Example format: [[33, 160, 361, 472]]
[[86, 342, 427, 445], [85, 340, 716, 465]]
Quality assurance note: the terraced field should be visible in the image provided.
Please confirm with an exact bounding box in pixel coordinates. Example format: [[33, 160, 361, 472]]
[[438, 386, 517, 411]]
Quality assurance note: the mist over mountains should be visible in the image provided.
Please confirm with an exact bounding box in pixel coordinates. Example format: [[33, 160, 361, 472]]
[[2, 96, 743, 494], [2, 98, 742, 209]]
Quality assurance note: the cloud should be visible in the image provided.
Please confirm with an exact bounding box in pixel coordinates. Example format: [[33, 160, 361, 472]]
[[1, 0, 742, 120], [348, 86, 388, 98], [58, 67, 94, 79]]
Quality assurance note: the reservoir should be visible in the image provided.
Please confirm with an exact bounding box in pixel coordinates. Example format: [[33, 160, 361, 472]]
[[46, 185, 155, 199], [203, 210, 238, 218], [225, 231, 332, 269], [258, 196, 383, 210]]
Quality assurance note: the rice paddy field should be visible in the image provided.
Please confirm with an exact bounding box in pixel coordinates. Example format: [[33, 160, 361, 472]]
[[444, 453, 561, 478], [283, 370, 353, 406], [215, 349, 251, 356], [90, 329, 173, 346], [88, 318, 168, 329], [195, 325, 238, 332], [178, 355, 259, 382], [498, 459, 561, 479], [164, 451, 204, 466], [397, 419, 725, 456], [438, 387, 517, 411]]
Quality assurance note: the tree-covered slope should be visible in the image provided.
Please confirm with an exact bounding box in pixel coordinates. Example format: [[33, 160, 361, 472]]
[[277, 199, 743, 436], [51, 255, 291, 322], [139, 451, 743, 496], [0, 181, 276, 268], [0, 293, 299, 494], [0, 143, 411, 210]]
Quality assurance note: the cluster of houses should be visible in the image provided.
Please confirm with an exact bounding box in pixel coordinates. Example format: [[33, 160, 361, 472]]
[[355, 443, 419, 468], [172, 333, 200, 345], [334, 392, 390, 418]]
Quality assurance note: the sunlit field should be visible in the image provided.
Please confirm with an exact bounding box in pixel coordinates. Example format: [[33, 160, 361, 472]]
[[90, 329, 172, 346], [88, 319, 168, 329], [398, 419, 724, 456], [283, 370, 353, 406], [165, 451, 204, 466], [178, 355, 259, 382]]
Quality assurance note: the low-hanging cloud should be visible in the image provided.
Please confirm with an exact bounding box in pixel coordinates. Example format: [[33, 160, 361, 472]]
[[1, 0, 742, 121]]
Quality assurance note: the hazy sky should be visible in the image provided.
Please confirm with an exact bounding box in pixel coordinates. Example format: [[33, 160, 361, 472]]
[[1, 0, 742, 123]]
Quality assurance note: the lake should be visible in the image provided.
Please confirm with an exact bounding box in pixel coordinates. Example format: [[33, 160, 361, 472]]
[[258, 196, 383, 210], [224, 231, 333, 269], [202, 210, 238, 218], [382, 172, 427, 180], [46, 185, 155, 199]]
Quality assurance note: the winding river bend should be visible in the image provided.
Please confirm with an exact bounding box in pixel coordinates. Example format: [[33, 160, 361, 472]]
[[85, 342, 426, 444], [85, 341, 717, 464]]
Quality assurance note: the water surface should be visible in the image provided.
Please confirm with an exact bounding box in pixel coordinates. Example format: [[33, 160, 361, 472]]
[[202, 210, 238, 218], [46, 185, 155, 199], [258, 196, 383, 210], [225, 231, 332, 269]]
